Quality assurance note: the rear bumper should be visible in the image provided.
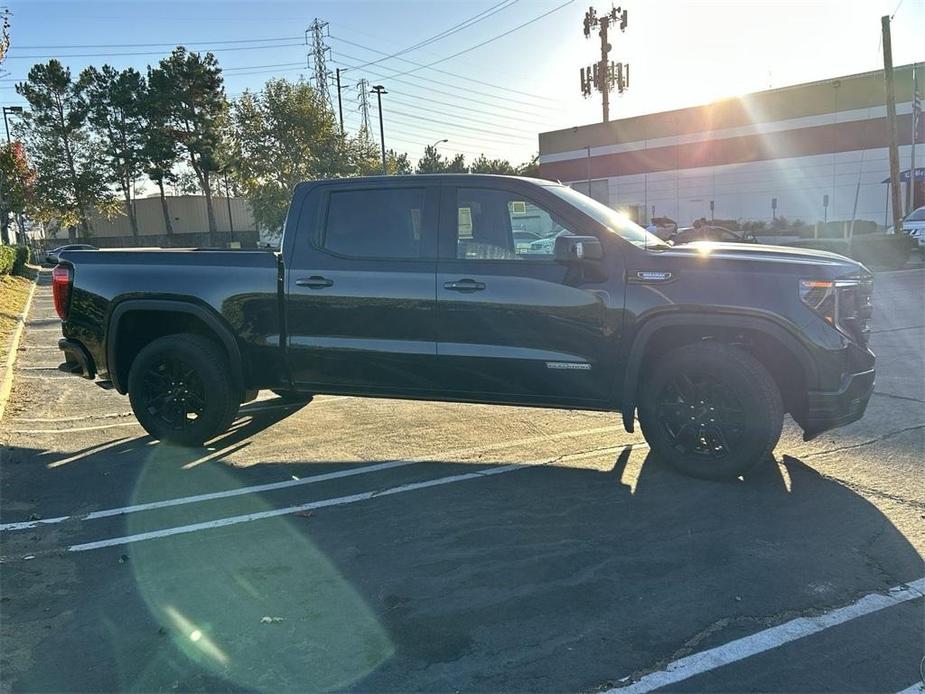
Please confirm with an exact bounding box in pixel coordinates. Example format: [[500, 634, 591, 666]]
[[801, 368, 875, 441], [58, 338, 96, 380]]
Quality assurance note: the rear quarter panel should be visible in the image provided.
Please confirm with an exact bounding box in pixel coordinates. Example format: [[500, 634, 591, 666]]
[[62, 250, 281, 386]]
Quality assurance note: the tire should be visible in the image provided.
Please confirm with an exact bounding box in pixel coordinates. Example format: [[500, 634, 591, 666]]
[[128, 334, 239, 446], [271, 389, 313, 403], [638, 342, 783, 480]]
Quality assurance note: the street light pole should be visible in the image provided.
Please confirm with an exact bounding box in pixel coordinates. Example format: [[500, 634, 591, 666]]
[[3, 106, 22, 143], [371, 85, 388, 174], [431, 138, 448, 149]]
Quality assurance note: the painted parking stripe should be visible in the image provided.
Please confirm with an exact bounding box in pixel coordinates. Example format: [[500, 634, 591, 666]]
[[0, 425, 623, 531], [12, 421, 142, 435], [609, 579, 925, 694], [65, 446, 625, 553]]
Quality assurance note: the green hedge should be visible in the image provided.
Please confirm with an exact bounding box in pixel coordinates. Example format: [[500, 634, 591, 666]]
[[0, 245, 14, 275], [783, 233, 914, 268], [0, 245, 31, 276]]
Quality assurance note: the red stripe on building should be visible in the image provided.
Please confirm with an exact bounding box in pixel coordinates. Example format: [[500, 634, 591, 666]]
[[539, 114, 919, 181]]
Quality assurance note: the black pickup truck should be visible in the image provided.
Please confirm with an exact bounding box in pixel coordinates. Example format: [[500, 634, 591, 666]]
[[54, 175, 875, 479]]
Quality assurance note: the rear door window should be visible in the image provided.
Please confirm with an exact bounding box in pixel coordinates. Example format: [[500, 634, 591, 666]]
[[323, 187, 426, 259]]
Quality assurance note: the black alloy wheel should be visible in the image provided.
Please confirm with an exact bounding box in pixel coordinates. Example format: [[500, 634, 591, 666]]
[[655, 371, 745, 459], [128, 334, 239, 446], [638, 342, 783, 480]]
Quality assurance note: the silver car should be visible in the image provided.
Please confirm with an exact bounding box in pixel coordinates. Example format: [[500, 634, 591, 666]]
[[900, 206, 925, 250]]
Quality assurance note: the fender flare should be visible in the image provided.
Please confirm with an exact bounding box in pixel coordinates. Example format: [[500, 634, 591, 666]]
[[620, 312, 819, 432], [107, 299, 244, 394]]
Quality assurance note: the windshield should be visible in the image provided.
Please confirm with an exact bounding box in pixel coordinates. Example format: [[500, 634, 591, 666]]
[[906, 207, 925, 222], [543, 184, 670, 249]]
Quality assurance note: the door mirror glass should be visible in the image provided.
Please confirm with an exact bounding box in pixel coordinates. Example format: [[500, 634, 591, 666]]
[[554, 235, 603, 263]]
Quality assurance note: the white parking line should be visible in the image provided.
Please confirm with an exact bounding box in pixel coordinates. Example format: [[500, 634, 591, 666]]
[[66, 446, 624, 553], [0, 425, 623, 531], [12, 421, 142, 434], [608, 579, 925, 694]]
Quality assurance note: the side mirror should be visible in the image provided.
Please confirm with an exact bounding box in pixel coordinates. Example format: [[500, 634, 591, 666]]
[[554, 235, 603, 263]]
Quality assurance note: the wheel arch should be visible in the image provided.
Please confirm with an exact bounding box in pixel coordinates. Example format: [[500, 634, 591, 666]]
[[107, 299, 245, 395], [620, 311, 819, 433]]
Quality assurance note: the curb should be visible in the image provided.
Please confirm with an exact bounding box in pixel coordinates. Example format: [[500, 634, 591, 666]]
[[0, 277, 39, 421]]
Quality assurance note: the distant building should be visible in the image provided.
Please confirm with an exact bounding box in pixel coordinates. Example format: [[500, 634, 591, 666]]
[[538, 63, 923, 227], [45, 194, 259, 247]]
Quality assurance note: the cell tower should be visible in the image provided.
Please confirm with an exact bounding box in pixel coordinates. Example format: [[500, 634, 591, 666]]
[[578, 4, 629, 123], [306, 18, 333, 109], [356, 78, 371, 135]]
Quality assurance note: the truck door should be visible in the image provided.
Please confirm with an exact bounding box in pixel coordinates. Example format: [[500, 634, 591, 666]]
[[284, 182, 440, 393], [435, 182, 624, 406]]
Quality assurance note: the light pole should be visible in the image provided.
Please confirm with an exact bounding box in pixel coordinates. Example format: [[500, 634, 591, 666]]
[[1, 106, 24, 245], [431, 138, 448, 149], [370, 85, 388, 174], [2, 106, 23, 143]]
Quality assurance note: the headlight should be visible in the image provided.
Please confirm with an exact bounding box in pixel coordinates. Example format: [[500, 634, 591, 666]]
[[800, 278, 873, 345]]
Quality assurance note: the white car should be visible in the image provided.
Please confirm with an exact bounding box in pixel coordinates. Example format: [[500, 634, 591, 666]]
[[899, 206, 925, 250]]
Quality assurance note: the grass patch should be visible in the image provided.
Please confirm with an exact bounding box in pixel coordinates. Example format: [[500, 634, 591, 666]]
[[0, 273, 35, 363]]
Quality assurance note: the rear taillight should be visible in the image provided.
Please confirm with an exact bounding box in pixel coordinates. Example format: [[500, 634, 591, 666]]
[[52, 264, 72, 319]]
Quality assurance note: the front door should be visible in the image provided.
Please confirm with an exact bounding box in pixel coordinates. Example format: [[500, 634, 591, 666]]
[[285, 182, 440, 393], [435, 183, 624, 406]]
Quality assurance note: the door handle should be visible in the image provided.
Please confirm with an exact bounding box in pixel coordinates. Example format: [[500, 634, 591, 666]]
[[296, 275, 334, 289], [443, 279, 486, 292]]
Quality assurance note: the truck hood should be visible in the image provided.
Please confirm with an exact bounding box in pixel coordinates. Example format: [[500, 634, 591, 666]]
[[654, 242, 869, 275]]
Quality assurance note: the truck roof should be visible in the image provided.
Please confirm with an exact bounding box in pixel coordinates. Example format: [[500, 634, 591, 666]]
[[296, 174, 557, 188]]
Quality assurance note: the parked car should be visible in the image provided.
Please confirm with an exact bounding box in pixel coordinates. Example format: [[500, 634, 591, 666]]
[[650, 216, 678, 240], [53, 174, 875, 480], [670, 225, 759, 245], [898, 206, 925, 253], [512, 229, 542, 252], [46, 244, 97, 265]]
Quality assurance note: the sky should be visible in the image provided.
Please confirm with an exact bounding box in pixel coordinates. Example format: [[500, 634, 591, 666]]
[[1, 0, 923, 167]]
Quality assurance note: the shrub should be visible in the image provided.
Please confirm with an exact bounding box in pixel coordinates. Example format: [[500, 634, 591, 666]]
[[12, 245, 30, 275], [0, 245, 15, 275], [782, 233, 913, 268]]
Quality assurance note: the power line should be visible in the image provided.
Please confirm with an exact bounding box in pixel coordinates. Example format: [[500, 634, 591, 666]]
[[4, 41, 305, 60], [329, 33, 555, 103], [333, 53, 564, 115], [386, 96, 538, 136], [347, 0, 518, 70], [12, 35, 302, 49], [368, 0, 577, 82]]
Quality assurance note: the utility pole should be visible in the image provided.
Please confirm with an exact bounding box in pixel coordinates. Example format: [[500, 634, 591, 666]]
[[881, 14, 903, 231], [356, 78, 371, 134], [580, 4, 629, 123], [306, 19, 334, 110], [335, 68, 345, 135], [371, 85, 388, 174], [908, 63, 919, 213]]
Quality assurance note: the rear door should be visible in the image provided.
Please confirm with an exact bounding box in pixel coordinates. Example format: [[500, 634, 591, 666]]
[[285, 181, 440, 393], [434, 182, 622, 405]]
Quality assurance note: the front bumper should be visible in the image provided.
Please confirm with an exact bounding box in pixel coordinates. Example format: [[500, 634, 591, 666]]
[[58, 338, 96, 380], [801, 368, 875, 441]]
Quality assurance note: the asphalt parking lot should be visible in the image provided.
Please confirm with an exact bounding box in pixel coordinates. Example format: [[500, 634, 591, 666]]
[[1, 268, 923, 693]]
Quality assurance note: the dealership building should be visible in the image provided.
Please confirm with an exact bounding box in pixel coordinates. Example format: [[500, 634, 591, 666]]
[[538, 63, 922, 228]]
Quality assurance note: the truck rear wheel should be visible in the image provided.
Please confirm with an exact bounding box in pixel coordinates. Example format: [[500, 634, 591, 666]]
[[128, 334, 239, 447], [638, 342, 783, 480]]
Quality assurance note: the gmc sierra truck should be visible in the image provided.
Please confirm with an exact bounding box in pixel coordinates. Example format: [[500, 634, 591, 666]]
[[53, 175, 875, 479]]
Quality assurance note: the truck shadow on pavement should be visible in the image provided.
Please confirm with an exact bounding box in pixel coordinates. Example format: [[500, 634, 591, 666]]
[[1, 432, 923, 692]]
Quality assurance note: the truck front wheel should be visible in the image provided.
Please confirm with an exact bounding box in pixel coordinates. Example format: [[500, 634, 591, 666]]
[[638, 342, 783, 480], [128, 334, 240, 447]]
